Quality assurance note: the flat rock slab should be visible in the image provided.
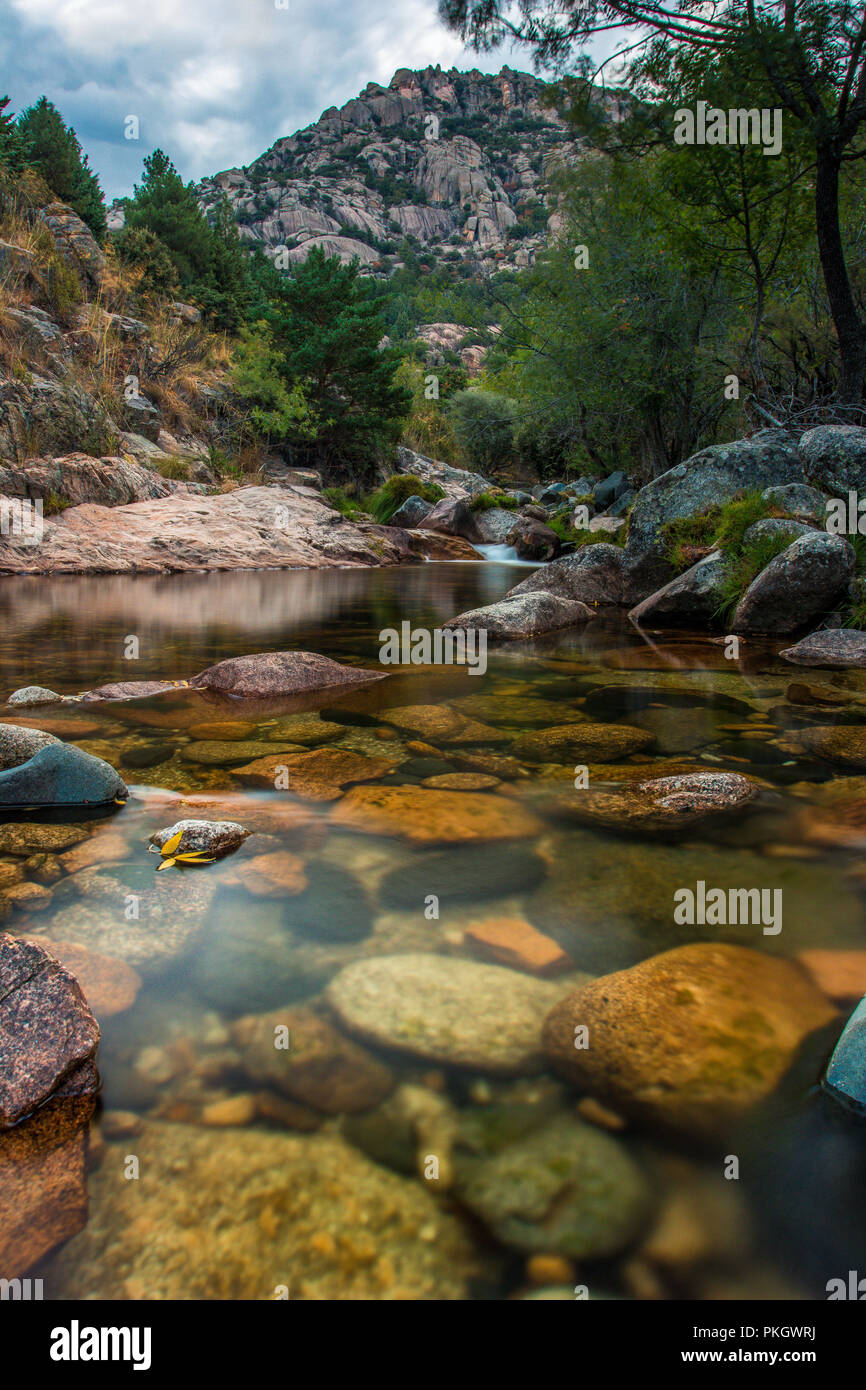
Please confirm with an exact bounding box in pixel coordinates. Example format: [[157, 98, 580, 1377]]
[[511, 722, 654, 763], [0, 933, 100, 1127], [190, 650, 385, 700], [327, 953, 565, 1074]]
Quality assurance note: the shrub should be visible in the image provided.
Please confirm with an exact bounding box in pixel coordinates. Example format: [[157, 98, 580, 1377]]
[[157, 456, 191, 480], [446, 389, 517, 471], [365, 473, 444, 524], [323, 485, 365, 519]]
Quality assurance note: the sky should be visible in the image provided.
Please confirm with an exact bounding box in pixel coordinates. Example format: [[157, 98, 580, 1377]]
[[0, 0, 546, 200]]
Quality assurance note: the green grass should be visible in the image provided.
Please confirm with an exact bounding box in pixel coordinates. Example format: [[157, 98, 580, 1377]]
[[713, 529, 802, 623], [323, 486, 366, 520], [365, 474, 445, 524], [470, 491, 519, 512], [662, 490, 794, 571], [157, 457, 192, 481]]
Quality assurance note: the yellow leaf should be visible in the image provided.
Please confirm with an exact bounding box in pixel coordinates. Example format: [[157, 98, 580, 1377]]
[[156, 857, 177, 871], [160, 829, 184, 858], [174, 852, 217, 865]]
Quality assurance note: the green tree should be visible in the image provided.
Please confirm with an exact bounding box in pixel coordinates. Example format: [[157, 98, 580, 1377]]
[[447, 388, 517, 469], [253, 246, 411, 484], [17, 97, 106, 238], [442, 0, 866, 407], [122, 153, 250, 329], [0, 96, 23, 176]]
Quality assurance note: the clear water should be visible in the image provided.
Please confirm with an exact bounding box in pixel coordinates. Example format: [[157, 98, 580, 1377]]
[[2, 560, 865, 1301]]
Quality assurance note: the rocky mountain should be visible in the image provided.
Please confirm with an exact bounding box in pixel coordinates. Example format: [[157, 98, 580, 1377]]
[[194, 66, 625, 275]]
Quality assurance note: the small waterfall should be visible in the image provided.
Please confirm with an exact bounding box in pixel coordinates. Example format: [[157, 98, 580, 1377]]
[[474, 543, 538, 566]]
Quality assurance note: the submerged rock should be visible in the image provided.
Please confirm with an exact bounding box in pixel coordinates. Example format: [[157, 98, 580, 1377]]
[[511, 721, 654, 763], [231, 1006, 393, 1114], [46, 1121, 481, 1299], [191, 650, 385, 699], [0, 933, 100, 1127], [378, 842, 547, 909], [454, 1114, 649, 1259], [796, 724, 866, 770], [543, 943, 837, 1142], [556, 770, 758, 835], [445, 591, 594, 640], [234, 747, 396, 801], [327, 953, 564, 1074], [27, 938, 141, 1019], [780, 628, 866, 668], [330, 785, 543, 843], [379, 703, 507, 744]]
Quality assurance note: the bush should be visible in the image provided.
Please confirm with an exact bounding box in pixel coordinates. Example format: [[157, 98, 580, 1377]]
[[323, 485, 365, 519], [365, 473, 444, 523], [157, 457, 191, 480], [113, 226, 180, 299], [446, 389, 516, 471]]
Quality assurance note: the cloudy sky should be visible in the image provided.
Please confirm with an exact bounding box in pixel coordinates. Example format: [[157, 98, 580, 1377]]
[[0, 0, 547, 199]]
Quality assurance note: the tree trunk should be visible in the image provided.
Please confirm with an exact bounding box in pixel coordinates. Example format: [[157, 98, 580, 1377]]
[[815, 145, 866, 407]]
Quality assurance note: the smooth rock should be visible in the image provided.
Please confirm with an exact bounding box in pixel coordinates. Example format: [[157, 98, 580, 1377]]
[[543, 944, 837, 1141], [823, 995, 866, 1115], [191, 650, 385, 699], [508, 544, 629, 606], [6, 686, 62, 707], [780, 628, 866, 668], [0, 734, 128, 809], [330, 785, 544, 843], [26, 939, 141, 1017], [234, 747, 396, 801], [445, 592, 595, 640], [732, 533, 854, 635], [378, 843, 547, 909], [379, 703, 507, 744], [231, 1006, 393, 1114], [327, 953, 564, 1074], [511, 722, 654, 763], [454, 1114, 648, 1258], [465, 918, 573, 974]]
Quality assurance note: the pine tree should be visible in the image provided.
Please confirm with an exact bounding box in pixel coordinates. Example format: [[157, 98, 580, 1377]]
[[0, 96, 23, 176], [260, 245, 411, 484], [16, 97, 106, 238], [123, 153, 250, 329]]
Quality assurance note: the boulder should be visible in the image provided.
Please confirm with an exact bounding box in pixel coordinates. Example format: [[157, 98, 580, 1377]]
[[625, 430, 803, 588], [81, 680, 186, 702], [475, 506, 520, 544], [190, 650, 385, 699], [593, 470, 630, 511], [543, 943, 837, 1141], [421, 496, 482, 542], [0, 934, 100, 1127], [799, 425, 866, 494], [780, 628, 866, 668], [763, 482, 829, 524], [37, 202, 105, 286], [444, 591, 594, 640], [0, 454, 180, 508], [731, 532, 854, 635], [508, 544, 630, 605], [326, 953, 564, 1074], [556, 770, 758, 835], [0, 486, 412, 575], [823, 995, 866, 1115], [6, 685, 62, 707], [628, 551, 728, 628], [506, 515, 560, 561], [389, 494, 433, 528], [117, 393, 162, 442], [741, 517, 814, 546], [0, 729, 127, 809]]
